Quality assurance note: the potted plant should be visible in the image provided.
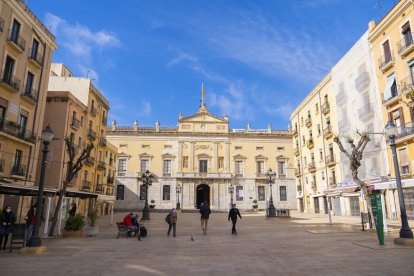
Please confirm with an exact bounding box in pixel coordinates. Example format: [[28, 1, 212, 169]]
[[85, 198, 99, 237], [252, 199, 258, 211], [149, 199, 155, 209], [63, 214, 85, 237]]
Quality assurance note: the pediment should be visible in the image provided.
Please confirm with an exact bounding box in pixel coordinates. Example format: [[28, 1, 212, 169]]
[[255, 154, 268, 160], [139, 152, 153, 159], [118, 152, 132, 159], [233, 154, 247, 160], [276, 155, 288, 161], [196, 153, 211, 159], [161, 153, 176, 159], [180, 112, 227, 123]]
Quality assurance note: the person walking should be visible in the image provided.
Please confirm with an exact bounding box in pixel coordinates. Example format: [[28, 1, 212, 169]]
[[199, 201, 211, 235], [167, 208, 178, 237], [25, 205, 37, 242], [68, 202, 77, 216], [228, 204, 242, 235], [0, 205, 16, 250]]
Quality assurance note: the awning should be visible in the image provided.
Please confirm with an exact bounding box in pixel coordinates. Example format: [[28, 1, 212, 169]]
[[98, 194, 116, 202], [368, 178, 414, 191], [383, 73, 395, 101], [0, 183, 56, 197], [59, 189, 98, 199]]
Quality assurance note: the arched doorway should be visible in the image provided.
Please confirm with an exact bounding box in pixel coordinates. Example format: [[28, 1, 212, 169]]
[[196, 184, 210, 208]]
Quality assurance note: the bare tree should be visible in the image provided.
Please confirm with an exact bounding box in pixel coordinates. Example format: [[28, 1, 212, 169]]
[[48, 137, 94, 237], [333, 131, 373, 220]]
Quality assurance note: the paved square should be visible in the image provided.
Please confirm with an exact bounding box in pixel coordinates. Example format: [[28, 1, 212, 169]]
[[0, 211, 413, 275]]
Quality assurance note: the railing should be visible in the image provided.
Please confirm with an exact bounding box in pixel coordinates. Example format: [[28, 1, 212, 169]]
[[278, 173, 286, 179], [311, 182, 317, 190], [397, 122, 414, 140], [71, 117, 81, 129], [292, 128, 298, 136], [401, 164, 411, 175], [97, 161, 106, 170], [163, 172, 172, 177], [235, 173, 243, 177], [11, 165, 26, 177], [117, 171, 127, 177], [22, 87, 38, 102], [321, 102, 330, 114], [90, 106, 97, 117], [85, 156, 95, 166], [399, 75, 414, 94], [7, 29, 26, 51], [28, 49, 44, 66], [329, 177, 336, 187], [87, 129, 96, 140], [0, 159, 4, 173], [102, 116, 107, 125], [0, 70, 21, 93], [295, 168, 301, 176], [397, 34, 414, 55], [0, 119, 36, 143], [326, 154, 335, 164], [294, 147, 300, 156], [323, 125, 333, 137], [95, 184, 103, 193], [305, 117, 312, 127], [306, 139, 314, 148], [256, 173, 265, 177], [99, 137, 107, 147], [0, 18, 4, 32], [378, 53, 394, 71], [308, 162, 316, 171], [82, 180, 91, 190]]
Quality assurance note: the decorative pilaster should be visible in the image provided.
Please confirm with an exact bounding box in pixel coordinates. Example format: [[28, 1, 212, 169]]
[[213, 142, 218, 172], [178, 141, 183, 172], [190, 142, 195, 172]]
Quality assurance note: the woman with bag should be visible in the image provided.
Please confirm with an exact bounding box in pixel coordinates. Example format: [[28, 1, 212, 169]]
[[166, 208, 177, 237]]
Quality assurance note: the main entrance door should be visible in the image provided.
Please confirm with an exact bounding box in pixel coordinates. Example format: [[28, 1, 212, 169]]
[[196, 184, 210, 209]]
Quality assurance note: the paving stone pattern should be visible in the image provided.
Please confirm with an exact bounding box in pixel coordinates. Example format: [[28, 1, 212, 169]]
[[0, 211, 413, 276]]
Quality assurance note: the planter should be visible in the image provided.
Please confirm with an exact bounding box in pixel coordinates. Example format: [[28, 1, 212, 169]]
[[149, 205, 155, 209], [63, 229, 83, 237], [85, 226, 100, 237]]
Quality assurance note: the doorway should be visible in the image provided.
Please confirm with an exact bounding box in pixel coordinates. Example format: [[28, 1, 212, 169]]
[[196, 184, 210, 209]]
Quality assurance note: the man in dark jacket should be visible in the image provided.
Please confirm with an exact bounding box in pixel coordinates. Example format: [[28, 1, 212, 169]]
[[25, 205, 37, 243], [0, 205, 16, 250], [228, 204, 242, 235], [199, 201, 211, 235]]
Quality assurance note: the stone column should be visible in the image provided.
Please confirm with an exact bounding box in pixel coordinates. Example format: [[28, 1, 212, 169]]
[[190, 142, 195, 172], [178, 141, 183, 173], [213, 142, 218, 172], [224, 142, 230, 172]]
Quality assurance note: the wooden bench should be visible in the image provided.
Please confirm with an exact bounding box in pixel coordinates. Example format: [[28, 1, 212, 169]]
[[116, 222, 129, 239], [276, 209, 290, 218], [9, 224, 26, 252]]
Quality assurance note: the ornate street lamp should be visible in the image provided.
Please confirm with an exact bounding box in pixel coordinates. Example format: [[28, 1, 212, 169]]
[[228, 184, 234, 208], [140, 170, 153, 220], [265, 168, 276, 217], [27, 125, 54, 247], [384, 120, 413, 240], [176, 184, 182, 210]]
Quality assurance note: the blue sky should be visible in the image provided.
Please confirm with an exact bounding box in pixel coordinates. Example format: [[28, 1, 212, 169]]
[[29, 0, 394, 130]]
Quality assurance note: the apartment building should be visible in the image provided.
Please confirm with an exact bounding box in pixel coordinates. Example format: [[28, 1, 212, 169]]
[[0, 0, 57, 219]]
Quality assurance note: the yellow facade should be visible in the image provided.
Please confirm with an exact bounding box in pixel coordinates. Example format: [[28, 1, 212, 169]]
[[0, 0, 57, 219], [369, 0, 414, 180], [290, 73, 341, 214], [107, 102, 297, 211]]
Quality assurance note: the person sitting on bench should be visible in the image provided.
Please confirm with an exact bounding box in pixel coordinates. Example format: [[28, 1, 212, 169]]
[[123, 213, 137, 237], [131, 214, 141, 240]]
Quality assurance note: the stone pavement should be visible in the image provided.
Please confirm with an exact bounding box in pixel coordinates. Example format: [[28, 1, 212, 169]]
[[0, 211, 413, 276]]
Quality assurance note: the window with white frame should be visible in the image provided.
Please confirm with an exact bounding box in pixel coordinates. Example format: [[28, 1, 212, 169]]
[[236, 186, 244, 201], [163, 160, 172, 176], [279, 186, 287, 201], [163, 185, 170, 200], [256, 160, 265, 175], [140, 159, 149, 173], [117, 159, 127, 176], [199, 160, 208, 173], [277, 161, 285, 176], [235, 161, 243, 176], [258, 186, 265, 201]]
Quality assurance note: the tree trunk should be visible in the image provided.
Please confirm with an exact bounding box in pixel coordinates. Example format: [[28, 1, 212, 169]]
[[48, 184, 66, 237]]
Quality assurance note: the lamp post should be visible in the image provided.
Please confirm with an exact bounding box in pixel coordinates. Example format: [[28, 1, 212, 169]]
[[265, 168, 276, 217], [176, 184, 181, 210], [27, 125, 54, 247], [228, 184, 234, 209], [384, 120, 413, 240], [141, 170, 153, 220]]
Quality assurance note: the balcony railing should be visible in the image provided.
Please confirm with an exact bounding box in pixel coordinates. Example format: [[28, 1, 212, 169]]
[[90, 106, 97, 117], [295, 168, 301, 177], [357, 103, 373, 122], [71, 117, 81, 129], [0, 119, 36, 143], [311, 182, 317, 190], [21, 87, 38, 103], [95, 184, 103, 193], [11, 165, 26, 177], [397, 34, 414, 57], [397, 122, 414, 140], [99, 137, 107, 147], [7, 29, 26, 51], [399, 75, 414, 95], [401, 163, 411, 176], [292, 128, 298, 137], [0, 159, 4, 173], [329, 177, 337, 188], [321, 102, 330, 115], [308, 162, 316, 172], [0, 18, 4, 33], [326, 154, 335, 166], [306, 139, 314, 149], [87, 129, 96, 141], [102, 116, 107, 125], [323, 125, 333, 138], [235, 173, 243, 177], [82, 180, 91, 190], [294, 147, 300, 156], [163, 172, 172, 177], [305, 117, 312, 128], [85, 156, 95, 166], [28, 50, 44, 67], [378, 53, 395, 72], [355, 72, 370, 91], [97, 161, 106, 170], [0, 70, 21, 93]]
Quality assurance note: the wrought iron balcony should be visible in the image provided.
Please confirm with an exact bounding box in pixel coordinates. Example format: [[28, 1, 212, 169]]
[[7, 29, 26, 51], [321, 102, 330, 115], [323, 125, 333, 139], [378, 53, 395, 72], [326, 154, 336, 167], [97, 160, 106, 170], [292, 127, 298, 137], [85, 156, 95, 166], [21, 87, 38, 103], [95, 184, 103, 193], [0, 70, 21, 93], [396, 122, 414, 141], [82, 180, 91, 191], [28, 49, 44, 67], [294, 147, 300, 156], [295, 168, 301, 177], [235, 173, 243, 177], [11, 165, 26, 177], [0, 159, 4, 173], [329, 177, 337, 188], [90, 106, 97, 117], [311, 182, 317, 190], [308, 162, 316, 172], [0, 119, 36, 143], [305, 117, 312, 128], [399, 75, 414, 95], [163, 172, 172, 177], [99, 137, 107, 147], [397, 34, 414, 57], [306, 139, 314, 149], [87, 129, 96, 141], [70, 117, 81, 129]]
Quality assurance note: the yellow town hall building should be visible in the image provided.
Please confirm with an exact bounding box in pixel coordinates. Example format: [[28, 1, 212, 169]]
[[107, 97, 297, 211]]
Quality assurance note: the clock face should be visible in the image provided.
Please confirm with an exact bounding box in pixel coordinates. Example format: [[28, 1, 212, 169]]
[[201, 124, 206, 129]]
